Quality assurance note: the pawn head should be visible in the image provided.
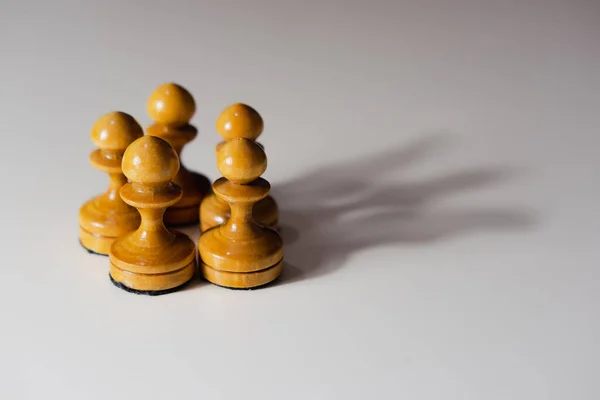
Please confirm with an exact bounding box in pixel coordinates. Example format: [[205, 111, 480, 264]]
[[91, 111, 143, 151], [217, 138, 267, 184], [122, 136, 180, 184], [216, 103, 263, 141], [147, 83, 196, 127]]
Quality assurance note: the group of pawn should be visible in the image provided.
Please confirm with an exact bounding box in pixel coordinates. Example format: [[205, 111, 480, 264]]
[[79, 83, 284, 295]]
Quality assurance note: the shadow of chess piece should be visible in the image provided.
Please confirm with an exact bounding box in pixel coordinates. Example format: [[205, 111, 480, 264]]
[[79, 112, 143, 255], [109, 136, 196, 295], [146, 82, 211, 226], [199, 138, 284, 289], [199, 103, 278, 232]]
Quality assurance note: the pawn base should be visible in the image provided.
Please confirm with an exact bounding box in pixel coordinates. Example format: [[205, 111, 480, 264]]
[[109, 230, 197, 293], [110, 259, 195, 293], [165, 171, 211, 226], [79, 226, 115, 256], [79, 195, 140, 255], [109, 270, 193, 296], [201, 259, 283, 289]]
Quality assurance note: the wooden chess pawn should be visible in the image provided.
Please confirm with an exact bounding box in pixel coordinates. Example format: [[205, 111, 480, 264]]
[[199, 103, 278, 232], [109, 136, 196, 294], [199, 138, 284, 289], [146, 82, 210, 226], [79, 112, 143, 255]]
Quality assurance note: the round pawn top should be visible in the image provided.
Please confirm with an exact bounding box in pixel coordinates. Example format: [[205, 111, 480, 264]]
[[217, 138, 267, 184], [147, 83, 196, 127], [91, 111, 143, 150], [216, 103, 264, 141], [122, 136, 180, 184]]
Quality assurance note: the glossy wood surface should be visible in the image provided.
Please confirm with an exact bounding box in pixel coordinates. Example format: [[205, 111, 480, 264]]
[[146, 83, 210, 226], [198, 138, 283, 288], [215, 102, 264, 140], [109, 136, 196, 293], [79, 112, 143, 255], [200, 103, 279, 231]]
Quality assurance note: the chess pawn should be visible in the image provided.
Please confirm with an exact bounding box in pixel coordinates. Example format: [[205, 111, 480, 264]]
[[79, 112, 143, 255], [199, 138, 284, 289], [199, 103, 279, 232], [146, 82, 211, 226], [109, 136, 196, 294]]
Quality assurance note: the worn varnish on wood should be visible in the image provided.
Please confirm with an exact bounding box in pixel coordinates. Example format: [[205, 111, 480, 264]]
[[109, 136, 196, 293], [198, 137, 284, 289], [146, 83, 210, 226], [79, 112, 143, 255], [200, 103, 278, 232]]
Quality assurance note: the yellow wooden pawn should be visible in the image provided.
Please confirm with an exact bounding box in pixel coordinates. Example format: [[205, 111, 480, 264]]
[[199, 138, 283, 289], [109, 136, 196, 294], [146, 82, 210, 226], [79, 112, 143, 255], [200, 103, 279, 231]]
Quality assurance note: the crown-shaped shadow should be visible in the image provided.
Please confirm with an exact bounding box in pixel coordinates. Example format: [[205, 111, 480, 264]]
[[272, 134, 537, 285]]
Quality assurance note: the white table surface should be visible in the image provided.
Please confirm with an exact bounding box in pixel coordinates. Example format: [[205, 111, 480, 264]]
[[1, 1, 599, 399]]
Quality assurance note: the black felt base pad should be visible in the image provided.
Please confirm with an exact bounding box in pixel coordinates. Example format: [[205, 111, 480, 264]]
[[109, 273, 191, 296]]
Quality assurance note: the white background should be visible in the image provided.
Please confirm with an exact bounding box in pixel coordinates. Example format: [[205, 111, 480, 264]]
[[1, 1, 599, 399]]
